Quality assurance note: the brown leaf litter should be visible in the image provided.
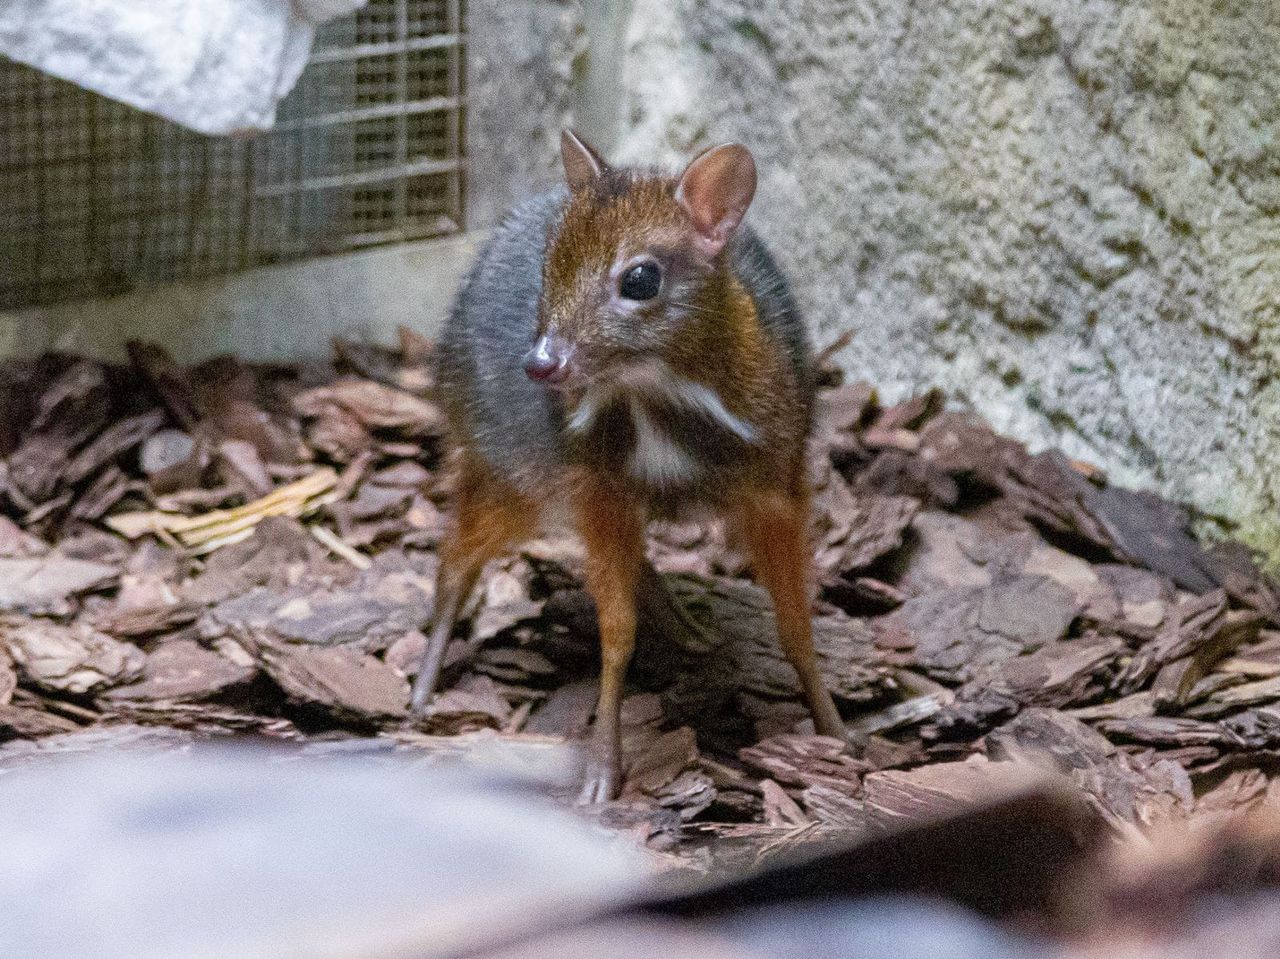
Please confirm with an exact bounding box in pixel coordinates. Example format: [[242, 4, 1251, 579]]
[[1, 335, 1280, 862]]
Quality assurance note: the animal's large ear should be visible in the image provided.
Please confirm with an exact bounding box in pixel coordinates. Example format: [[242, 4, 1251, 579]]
[[675, 143, 757, 258], [561, 129, 608, 191]]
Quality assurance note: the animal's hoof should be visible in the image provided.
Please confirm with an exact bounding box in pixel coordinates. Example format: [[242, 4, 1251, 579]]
[[576, 758, 621, 805], [408, 675, 437, 717]]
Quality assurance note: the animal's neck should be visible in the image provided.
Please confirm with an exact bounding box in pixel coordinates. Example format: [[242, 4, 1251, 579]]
[[563, 354, 759, 503]]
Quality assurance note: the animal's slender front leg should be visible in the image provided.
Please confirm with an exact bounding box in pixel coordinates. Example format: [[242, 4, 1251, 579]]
[[735, 486, 848, 741], [410, 459, 536, 714], [574, 478, 645, 803]]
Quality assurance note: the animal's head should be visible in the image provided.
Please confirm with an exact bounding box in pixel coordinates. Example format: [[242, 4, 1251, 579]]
[[522, 130, 757, 388]]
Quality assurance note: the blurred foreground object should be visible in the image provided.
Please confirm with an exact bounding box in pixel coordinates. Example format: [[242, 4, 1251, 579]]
[[0, 743, 646, 959], [0, 0, 366, 134], [2, 745, 1280, 958]]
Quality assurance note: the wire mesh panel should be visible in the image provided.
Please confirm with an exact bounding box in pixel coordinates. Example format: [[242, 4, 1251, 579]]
[[0, 0, 465, 310]]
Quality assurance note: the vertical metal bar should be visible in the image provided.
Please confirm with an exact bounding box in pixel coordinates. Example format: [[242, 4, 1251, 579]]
[[189, 136, 210, 277], [239, 137, 256, 271], [447, 0, 464, 229], [34, 76, 54, 300], [394, 0, 411, 238], [85, 87, 102, 300]]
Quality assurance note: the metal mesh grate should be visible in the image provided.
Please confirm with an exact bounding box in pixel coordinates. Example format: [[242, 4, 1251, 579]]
[[0, 0, 465, 310]]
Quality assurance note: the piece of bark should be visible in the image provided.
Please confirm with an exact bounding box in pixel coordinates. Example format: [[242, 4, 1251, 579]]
[[524, 680, 598, 738], [139, 429, 208, 493], [1094, 565, 1174, 629], [300, 400, 374, 462], [127, 342, 201, 431], [369, 461, 433, 489], [657, 575, 892, 709], [102, 638, 256, 703], [332, 336, 434, 395], [416, 674, 513, 732], [0, 702, 81, 738], [811, 458, 918, 583], [1201, 540, 1280, 624], [1084, 485, 1235, 596], [1192, 768, 1270, 824], [102, 700, 299, 737], [68, 466, 131, 522], [8, 361, 111, 502], [0, 648, 15, 705], [998, 449, 1118, 556], [760, 779, 811, 827], [62, 408, 166, 486], [0, 554, 117, 615], [818, 381, 876, 434], [2, 618, 145, 694], [649, 769, 718, 821], [1187, 675, 1280, 719], [870, 389, 943, 433], [1093, 716, 1242, 750], [624, 726, 700, 797], [97, 600, 201, 639], [1117, 592, 1260, 696], [189, 357, 303, 465], [473, 646, 559, 684], [862, 758, 1038, 830], [1223, 707, 1280, 750], [856, 692, 953, 737], [799, 784, 866, 827], [259, 642, 409, 719], [293, 378, 447, 437], [912, 411, 1021, 490], [217, 439, 273, 498], [0, 516, 47, 558], [739, 735, 868, 796], [891, 512, 999, 595], [986, 708, 1194, 829], [1068, 692, 1156, 723], [962, 635, 1126, 710], [182, 516, 328, 606], [853, 450, 961, 507], [202, 562, 433, 651], [874, 575, 1079, 683]]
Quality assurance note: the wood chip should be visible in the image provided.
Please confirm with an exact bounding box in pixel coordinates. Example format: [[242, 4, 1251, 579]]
[[102, 638, 256, 702], [739, 735, 868, 796], [875, 575, 1080, 682], [293, 378, 446, 436], [0, 554, 116, 615], [760, 778, 810, 827], [260, 642, 409, 719], [1, 618, 145, 694]]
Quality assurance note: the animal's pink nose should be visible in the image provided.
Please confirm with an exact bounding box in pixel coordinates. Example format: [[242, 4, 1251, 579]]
[[523, 334, 572, 383]]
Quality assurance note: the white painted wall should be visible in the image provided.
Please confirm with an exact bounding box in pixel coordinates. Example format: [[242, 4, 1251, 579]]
[[0, 232, 479, 363]]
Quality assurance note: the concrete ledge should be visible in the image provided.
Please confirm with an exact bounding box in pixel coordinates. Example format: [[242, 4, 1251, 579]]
[[0, 232, 482, 363]]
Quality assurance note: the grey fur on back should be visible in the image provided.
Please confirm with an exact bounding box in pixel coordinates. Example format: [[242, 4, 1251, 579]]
[[438, 184, 811, 492]]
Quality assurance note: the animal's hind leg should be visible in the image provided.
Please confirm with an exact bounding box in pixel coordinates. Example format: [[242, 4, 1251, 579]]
[[732, 485, 848, 741], [410, 458, 537, 714]]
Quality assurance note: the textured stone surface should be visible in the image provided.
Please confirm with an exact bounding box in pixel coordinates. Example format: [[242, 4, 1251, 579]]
[[610, 0, 1280, 559], [467, 0, 585, 228]]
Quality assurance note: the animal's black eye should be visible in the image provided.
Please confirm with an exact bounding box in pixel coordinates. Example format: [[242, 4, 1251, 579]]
[[619, 261, 662, 301]]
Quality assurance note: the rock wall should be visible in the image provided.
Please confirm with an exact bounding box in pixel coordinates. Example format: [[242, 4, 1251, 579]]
[[471, 0, 1280, 560], [466, 0, 584, 227]]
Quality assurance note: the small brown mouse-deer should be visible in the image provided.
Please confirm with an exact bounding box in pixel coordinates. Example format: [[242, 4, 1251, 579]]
[[412, 130, 848, 802]]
